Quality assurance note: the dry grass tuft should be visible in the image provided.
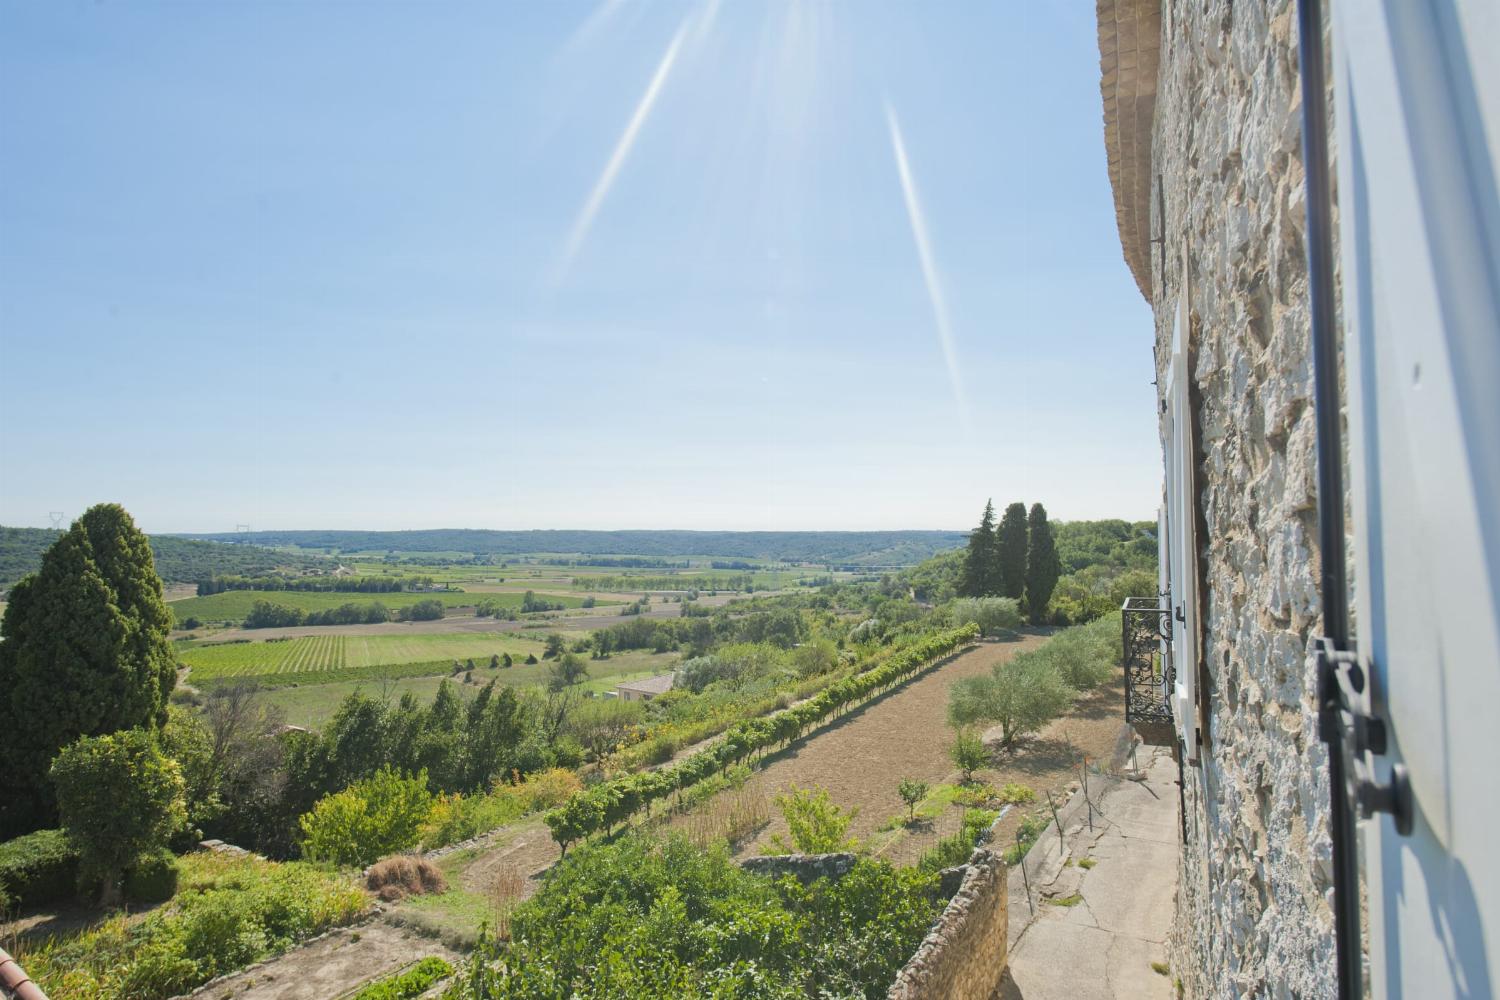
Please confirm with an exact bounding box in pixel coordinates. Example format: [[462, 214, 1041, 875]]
[[488, 865, 526, 941], [676, 781, 771, 850], [366, 854, 448, 902]]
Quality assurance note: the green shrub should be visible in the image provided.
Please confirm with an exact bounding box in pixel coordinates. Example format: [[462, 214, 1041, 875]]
[[124, 850, 180, 904], [949, 597, 1023, 636], [1002, 812, 1051, 865], [50, 729, 188, 903], [299, 767, 434, 867], [13, 852, 369, 999], [419, 769, 581, 850], [350, 956, 453, 1000], [768, 785, 858, 854], [948, 655, 1072, 747], [918, 808, 998, 873], [1032, 613, 1120, 689], [0, 828, 80, 908], [949, 730, 989, 783], [446, 834, 939, 999], [998, 782, 1037, 805], [897, 778, 929, 822]]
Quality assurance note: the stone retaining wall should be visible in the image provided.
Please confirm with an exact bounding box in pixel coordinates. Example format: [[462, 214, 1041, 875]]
[[886, 848, 1008, 1000], [743, 850, 1008, 1000], [737, 852, 857, 884]]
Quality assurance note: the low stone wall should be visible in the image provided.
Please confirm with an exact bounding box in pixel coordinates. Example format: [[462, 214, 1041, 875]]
[[738, 852, 857, 884], [887, 849, 1008, 1000], [743, 850, 1008, 1000]]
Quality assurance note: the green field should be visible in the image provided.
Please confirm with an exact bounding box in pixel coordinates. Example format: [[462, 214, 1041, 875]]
[[253, 649, 678, 727], [179, 631, 546, 683], [343, 560, 830, 593], [168, 587, 608, 625]]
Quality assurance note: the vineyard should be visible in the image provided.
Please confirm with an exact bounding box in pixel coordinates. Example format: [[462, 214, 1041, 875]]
[[544, 624, 980, 850], [179, 632, 544, 685], [167, 587, 604, 626]]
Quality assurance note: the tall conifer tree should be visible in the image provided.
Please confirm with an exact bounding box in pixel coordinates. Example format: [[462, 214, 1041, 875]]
[[0, 503, 176, 836], [997, 502, 1029, 600], [958, 500, 1001, 597], [1025, 503, 1061, 624]]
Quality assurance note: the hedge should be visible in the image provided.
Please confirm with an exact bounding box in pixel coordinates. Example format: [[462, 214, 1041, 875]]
[[124, 849, 180, 904], [544, 624, 980, 851], [0, 828, 80, 908]]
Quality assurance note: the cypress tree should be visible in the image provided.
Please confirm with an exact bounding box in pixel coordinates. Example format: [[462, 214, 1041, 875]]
[[958, 500, 1001, 597], [1026, 503, 1061, 624], [997, 502, 1029, 600], [0, 503, 176, 836]]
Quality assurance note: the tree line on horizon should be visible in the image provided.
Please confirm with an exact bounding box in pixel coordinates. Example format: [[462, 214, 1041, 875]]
[[956, 500, 1061, 624]]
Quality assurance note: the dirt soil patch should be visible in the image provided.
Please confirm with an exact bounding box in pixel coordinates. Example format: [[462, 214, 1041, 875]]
[[180, 921, 463, 1000], [450, 817, 560, 901], [729, 636, 1130, 867]]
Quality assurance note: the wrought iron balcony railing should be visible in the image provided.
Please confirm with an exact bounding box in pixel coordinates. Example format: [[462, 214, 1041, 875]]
[[1121, 596, 1175, 745]]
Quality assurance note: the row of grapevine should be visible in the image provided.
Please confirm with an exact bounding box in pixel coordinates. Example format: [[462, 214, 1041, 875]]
[[544, 623, 981, 852]]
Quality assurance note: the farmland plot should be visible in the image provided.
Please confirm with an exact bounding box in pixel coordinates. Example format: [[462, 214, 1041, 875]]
[[168, 587, 605, 626], [180, 632, 545, 686]]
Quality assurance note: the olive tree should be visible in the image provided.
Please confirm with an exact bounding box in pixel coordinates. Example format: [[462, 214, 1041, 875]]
[[949, 597, 1023, 637], [948, 656, 1072, 748]]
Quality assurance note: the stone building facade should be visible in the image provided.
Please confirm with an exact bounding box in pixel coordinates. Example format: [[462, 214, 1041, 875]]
[[1097, 2, 1337, 996]]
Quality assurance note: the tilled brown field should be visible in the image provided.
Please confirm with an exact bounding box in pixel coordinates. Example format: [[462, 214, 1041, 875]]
[[730, 636, 1129, 867]]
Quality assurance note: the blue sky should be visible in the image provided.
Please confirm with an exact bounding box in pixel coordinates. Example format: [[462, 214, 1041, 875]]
[[0, 1, 1158, 533]]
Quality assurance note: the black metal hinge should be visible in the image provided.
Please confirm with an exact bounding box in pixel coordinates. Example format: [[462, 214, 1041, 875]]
[[1316, 638, 1414, 835]]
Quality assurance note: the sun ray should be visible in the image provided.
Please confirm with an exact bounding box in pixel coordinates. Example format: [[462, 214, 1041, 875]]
[[553, 12, 698, 286], [886, 103, 969, 430]]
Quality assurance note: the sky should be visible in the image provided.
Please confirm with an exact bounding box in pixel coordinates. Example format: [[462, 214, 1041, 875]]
[[0, 1, 1159, 533]]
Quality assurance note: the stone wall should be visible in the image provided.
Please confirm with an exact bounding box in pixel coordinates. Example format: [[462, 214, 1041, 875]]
[[1149, 1, 1336, 997], [737, 852, 858, 884], [886, 849, 1008, 1000], [743, 851, 1008, 1000]]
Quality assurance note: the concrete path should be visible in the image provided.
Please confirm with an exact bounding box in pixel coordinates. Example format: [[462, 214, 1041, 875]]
[[1001, 747, 1179, 1000]]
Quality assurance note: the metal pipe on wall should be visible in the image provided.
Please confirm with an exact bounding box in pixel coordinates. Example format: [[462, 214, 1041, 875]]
[[1294, 0, 1361, 997]]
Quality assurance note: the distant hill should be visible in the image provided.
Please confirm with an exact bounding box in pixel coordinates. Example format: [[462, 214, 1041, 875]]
[[176, 529, 968, 567], [0, 527, 336, 590]]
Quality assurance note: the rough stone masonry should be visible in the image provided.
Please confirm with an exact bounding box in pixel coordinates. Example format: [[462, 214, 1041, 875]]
[[1147, 1, 1336, 997], [743, 850, 1009, 1000]]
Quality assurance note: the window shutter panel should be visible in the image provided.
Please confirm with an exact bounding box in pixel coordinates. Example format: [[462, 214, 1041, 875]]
[[1167, 296, 1200, 759]]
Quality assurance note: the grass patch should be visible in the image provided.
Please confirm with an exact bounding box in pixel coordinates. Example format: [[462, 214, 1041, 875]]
[[917, 808, 998, 873], [394, 885, 495, 949], [13, 851, 368, 1000], [1002, 812, 1051, 865], [878, 783, 967, 831], [350, 956, 454, 1000], [1048, 893, 1084, 907], [1151, 961, 1171, 977], [1079, 857, 1097, 869]]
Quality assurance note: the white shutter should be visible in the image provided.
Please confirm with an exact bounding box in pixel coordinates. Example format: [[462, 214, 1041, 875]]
[[1157, 503, 1171, 703], [1164, 295, 1200, 760], [1333, 4, 1500, 993]]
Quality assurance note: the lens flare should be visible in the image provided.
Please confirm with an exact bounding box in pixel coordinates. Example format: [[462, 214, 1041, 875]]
[[554, 14, 695, 285], [886, 103, 968, 430]]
